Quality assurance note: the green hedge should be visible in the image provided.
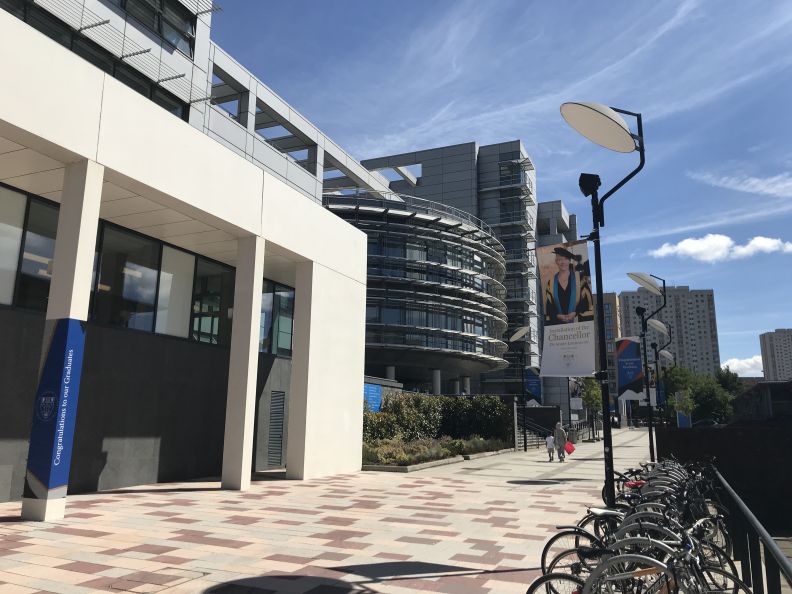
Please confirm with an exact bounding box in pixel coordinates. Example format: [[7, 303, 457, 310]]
[[363, 393, 511, 443], [363, 436, 509, 466]]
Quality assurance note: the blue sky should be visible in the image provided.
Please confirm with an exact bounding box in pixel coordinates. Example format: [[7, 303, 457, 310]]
[[212, 1, 792, 375]]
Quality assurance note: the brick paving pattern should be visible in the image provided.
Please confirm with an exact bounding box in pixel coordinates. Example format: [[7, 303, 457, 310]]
[[0, 429, 649, 593]]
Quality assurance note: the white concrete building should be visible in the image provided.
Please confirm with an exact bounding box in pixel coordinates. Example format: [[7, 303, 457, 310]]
[[0, 2, 383, 520], [760, 329, 792, 381]]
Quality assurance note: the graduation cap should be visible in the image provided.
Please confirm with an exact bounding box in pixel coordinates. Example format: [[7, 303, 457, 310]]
[[553, 247, 578, 260]]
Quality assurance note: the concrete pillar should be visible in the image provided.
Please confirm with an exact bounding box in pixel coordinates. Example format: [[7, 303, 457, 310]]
[[461, 376, 471, 395], [21, 160, 103, 522], [309, 145, 324, 203], [432, 369, 442, 395], [286, 260, 366, 479], [221, 235, 264, 490], [451, 379, 460, 395], [385, 365, 396, 381], [238, 90, 257, 133]]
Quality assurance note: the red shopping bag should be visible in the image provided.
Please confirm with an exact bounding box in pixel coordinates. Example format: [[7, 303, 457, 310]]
[[564, 441, 575, 455]]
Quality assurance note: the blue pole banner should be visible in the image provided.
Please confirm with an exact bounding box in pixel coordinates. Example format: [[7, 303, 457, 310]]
[[524, 369, 542, 404], [363, 383, 382, 412], [23, 319, 86, 504], [616, 337, 644, 401]]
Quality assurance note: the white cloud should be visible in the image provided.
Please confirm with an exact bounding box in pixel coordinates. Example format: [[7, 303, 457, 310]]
[[650, 234, 792, 262], [688, 171, 792, 198], [722, 355, 763, 377]]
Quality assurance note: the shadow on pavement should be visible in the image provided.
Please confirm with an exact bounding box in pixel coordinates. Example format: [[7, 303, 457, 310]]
[[508, 478, 590, 485], [204, 562, 542, 593]]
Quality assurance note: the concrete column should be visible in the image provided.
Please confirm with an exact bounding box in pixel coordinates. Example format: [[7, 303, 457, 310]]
[[385, 365, 396, 381], [286, 260, 366, 479], [461, 376, 471, 395], [21, 160, 103, 522], [221, 235, 264, 490], [309, 145, 324, 202], [451, 379, 460, 395], [238, 90, 257, 133], [432, 369, 442, 395]]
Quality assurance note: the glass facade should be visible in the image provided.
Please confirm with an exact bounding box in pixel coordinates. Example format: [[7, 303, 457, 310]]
[[0, 186, 295, 357]]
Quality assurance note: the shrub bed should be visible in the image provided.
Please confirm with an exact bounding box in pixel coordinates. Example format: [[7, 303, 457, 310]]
[[362, 393, 512, 466], [363, 436, 509, 466]]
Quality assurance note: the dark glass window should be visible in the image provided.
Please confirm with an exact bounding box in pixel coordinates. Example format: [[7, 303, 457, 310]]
[[259, 281, 295, 356], [161, 1, 194, 55], [71, 36, 114, 74], [382, 306, 402, 325], [125, 0, 158, 30], [191, 258, 234, 346], [365, 305, 379, 322], [15, 200, 58, 311], [115, 63, 151, 97], [0, 0, 26, 18], [27, 5, 72, 47], [367, 236, 380, 255], [93, 226, 160, 331]]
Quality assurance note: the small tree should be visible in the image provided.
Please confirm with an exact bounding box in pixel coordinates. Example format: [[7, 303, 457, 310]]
[[690, 375, 733, 421], [715, 366, 742, 397], [580, 377, 602, 412]]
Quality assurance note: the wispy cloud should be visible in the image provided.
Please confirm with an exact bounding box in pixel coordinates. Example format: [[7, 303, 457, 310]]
[[650, 234, 792, 262], [687, 171, 792, 198], [722, 355, 763, 377]]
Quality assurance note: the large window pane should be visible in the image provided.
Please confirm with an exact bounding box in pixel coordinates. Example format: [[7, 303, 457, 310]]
[[259, 280, 274, 352], [191, 258, 234, 346], [0, 187, 26, 305], [93, 226, 159, 331], [155, 246, 194, 337], [16, 200, 58, 311], [273, 284, 294, 356]]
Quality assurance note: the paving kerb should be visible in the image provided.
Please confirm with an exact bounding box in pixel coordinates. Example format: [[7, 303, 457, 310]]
[[0, 429, 650, 594]]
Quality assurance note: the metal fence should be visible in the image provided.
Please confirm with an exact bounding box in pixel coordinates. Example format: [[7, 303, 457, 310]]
[[717, 470, 792, 594]]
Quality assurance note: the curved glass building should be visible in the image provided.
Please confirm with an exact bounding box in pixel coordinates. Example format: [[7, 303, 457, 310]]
[[325, 192, 509, 393]]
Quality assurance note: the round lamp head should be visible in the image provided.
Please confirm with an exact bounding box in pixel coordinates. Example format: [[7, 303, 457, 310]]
[[627, 272, 663, 296], [648, 319, 669, 337], [659, 349, 675, 362], [509, 326, 530, 342], [560, 102, 636, 153]]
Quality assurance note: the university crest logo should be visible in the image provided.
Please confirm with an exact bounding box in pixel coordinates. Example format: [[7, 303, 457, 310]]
[[36, 391, 57, 422]]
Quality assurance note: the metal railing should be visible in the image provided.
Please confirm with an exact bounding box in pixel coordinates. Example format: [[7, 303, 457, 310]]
[[36, 0, 207, 104], [323, 191, 498, 240], [504, 249, 537, 266], [716, 470, 792, 594]]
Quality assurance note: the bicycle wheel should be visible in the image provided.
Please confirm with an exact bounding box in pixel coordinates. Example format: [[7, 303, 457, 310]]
[[698, 540, 738, 578], [583, 553, 672, 594], [547, 546, 608, 578], [541, 530, 599, 575], [697, 566, 752, 594], [527, 572, 586, 594]]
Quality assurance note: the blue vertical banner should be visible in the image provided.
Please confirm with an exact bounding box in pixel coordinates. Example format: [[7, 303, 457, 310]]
[[363, 383, 382, 412], [616, 337, 644, 401], [524, 369, 542, 403], [24, 319, 86, 502]]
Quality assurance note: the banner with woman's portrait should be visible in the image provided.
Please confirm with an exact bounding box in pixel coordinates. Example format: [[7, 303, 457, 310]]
[[537, 240, 596, 377]]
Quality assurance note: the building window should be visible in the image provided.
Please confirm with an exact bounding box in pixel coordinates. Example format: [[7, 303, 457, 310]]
[[93, 226, 160, 331], [15, 199, 58, 312], [259, 281, 294, 356], [191, 258, 234, 346], [123, 0, 195, 57], [155, 245, 194, 337], [0, 186, 26, 305]]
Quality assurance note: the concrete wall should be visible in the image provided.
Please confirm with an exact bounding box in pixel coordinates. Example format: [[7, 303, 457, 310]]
[[0, 306, 298, 500]]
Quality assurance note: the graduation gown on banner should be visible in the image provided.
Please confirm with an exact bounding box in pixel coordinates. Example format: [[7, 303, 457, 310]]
[[544, 270, 594, 325]]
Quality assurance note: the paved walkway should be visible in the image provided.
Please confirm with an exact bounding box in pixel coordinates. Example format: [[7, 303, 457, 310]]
[[0, 429, 650, 594]]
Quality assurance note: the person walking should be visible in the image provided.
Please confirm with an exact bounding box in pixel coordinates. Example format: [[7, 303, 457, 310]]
[[554, 422, 568, 462], [545, 433, 554, 462]]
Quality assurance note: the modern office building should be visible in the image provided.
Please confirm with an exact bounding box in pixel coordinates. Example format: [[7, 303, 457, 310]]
[[0, 1, 389, 519], [325, 193, 508, 394], [536, 199, 579, 414], [760, 329, 792, 381], [619, 286, 721, 376], [599, 292, 621, 397], [339, 141, 538, 395]]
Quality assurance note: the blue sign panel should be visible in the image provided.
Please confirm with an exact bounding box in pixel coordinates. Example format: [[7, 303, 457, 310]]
[[677, 411, 692, 429], [363, 383, 382, 412], [524, 369, 542, 403], [616, 338, 643, 399], [24, 319, 85, 500], [656, 380, 666, 407]]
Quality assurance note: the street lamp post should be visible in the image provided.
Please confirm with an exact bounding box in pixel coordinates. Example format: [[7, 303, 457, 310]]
[[509, 326, 532, 452], [560, 102, 645, 508]]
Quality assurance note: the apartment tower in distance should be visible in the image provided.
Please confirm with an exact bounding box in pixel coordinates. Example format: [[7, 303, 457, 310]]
[[340, 141, 539, 395], [760, 329, 792, 380], [620, 287, 721, 376]]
